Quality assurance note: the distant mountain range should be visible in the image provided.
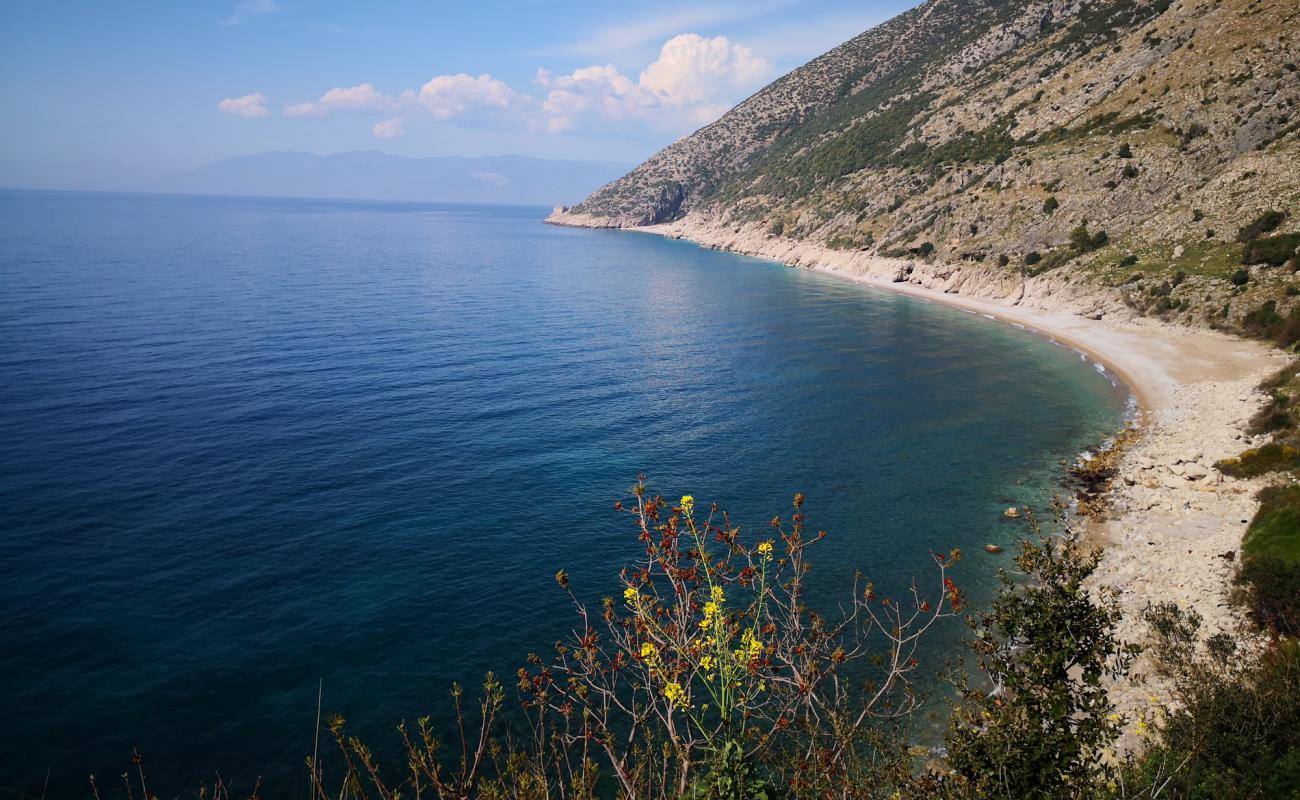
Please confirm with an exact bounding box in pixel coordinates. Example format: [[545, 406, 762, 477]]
[[172, 151, 630, 206]]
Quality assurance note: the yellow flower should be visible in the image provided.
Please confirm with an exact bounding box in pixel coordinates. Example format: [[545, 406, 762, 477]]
[[624, 587, 638, 604], [663, 682, 685, 704], [711, 585, 724, 604], [680, 495, 694, 514], [699, 655, 715, 672], [757, 540, 774, 557], [640, 642, 658, 661], [735, 629, 762, 660]]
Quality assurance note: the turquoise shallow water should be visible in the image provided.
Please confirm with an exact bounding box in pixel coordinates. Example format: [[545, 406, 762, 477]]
[[0, 191, 1126, 795]]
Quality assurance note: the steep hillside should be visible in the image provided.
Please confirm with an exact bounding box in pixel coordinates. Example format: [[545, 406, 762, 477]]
[[551, 0, 1300, 332]]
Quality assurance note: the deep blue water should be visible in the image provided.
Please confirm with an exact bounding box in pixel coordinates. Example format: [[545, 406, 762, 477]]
[[0, 191, 1126, 796]]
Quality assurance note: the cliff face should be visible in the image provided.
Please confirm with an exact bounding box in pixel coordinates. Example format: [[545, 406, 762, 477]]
[[551, 0, 1300, 327]]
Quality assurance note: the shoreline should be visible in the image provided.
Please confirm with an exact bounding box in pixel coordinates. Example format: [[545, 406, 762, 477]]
[[551, 210, 1288, 736]]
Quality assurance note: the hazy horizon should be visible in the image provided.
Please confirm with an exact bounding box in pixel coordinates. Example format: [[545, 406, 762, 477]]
[[0, 0, 918, 193]]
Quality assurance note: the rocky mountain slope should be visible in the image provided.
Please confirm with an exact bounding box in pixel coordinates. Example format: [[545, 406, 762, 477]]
[[550, 0, 1300, 332]]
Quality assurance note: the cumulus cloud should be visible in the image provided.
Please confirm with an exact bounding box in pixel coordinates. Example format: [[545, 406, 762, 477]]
[[218, 92, 270, 118], [415, 73, 516, 120], [372, 117, 405, 139], [273, 33, 771, 139], [284, 83, 399, 117], [538, 34, 772, 132], [640, 34, 770, 112], [222, 0, 278, 27]]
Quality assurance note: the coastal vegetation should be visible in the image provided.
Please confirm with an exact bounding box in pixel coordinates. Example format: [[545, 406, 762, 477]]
[[94, 485, 1300, 798], [1216, 361, 1300, 638]]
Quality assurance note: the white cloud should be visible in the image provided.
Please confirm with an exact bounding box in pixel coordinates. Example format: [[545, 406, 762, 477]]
[[273, 33, 772, 139], [640, 34, 770, 113], [538, 1, 791, 59], [416, 73, 516, 121], [372, 117, 405, 139], [537, 34, 772, 132], [222, 0, 279, 27], [218, 92, 270, 118], [284, 83, 399, 117]]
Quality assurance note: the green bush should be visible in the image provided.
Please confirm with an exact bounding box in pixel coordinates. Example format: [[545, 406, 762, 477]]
[[1069, 224, 1108, 252], [1243, 485, 1300, 562], [1242, 299, 1285, 339], [1126, 608, 1300, 799], [1024, 251, 1042, 266], [1043, 196, 1059, 213], [1119, 254, 1138, 268], [1215, 442, 1300, 477], [996, 253, 1010, 267], [1237, 555, 1300, 638], [1235, 485, 1300, 637], [1243, 233, 1300, 267], [1231, 267, 1251, 285], [1237, 210, 1286, 242], [768, 218, 785, 237], [1117, 143, 1133, 158], [943, 530, 1137, 799]]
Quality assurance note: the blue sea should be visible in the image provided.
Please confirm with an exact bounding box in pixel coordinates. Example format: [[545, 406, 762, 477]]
[[0, 191, 1126, 796]]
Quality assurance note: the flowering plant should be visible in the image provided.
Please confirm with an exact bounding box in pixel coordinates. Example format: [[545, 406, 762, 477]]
[[519, 477, 963, 797]]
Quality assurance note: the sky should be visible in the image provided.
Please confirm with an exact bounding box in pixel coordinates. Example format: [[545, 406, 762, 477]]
[[0, 0, 918, 191]]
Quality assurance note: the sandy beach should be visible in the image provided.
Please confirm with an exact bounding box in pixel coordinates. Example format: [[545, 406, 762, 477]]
[[553, 210, 1290, 734]]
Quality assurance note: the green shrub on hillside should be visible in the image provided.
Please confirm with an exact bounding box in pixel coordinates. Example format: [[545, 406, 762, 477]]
[[1125, 606, 1300, 798], [1043, 196, 1059, 213], [1237, 210, 1286, 242], [1069, 224, 1109, 253], [1215, 442, 1300, 477], [1243, 233, 1300, 267], [943, 526, 1137, 799]]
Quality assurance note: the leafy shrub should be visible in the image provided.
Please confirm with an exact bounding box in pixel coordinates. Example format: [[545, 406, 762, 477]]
[[1236, 555, 1300, 638], [1215, 442, 1300, 477], [1231, 267, 1251, 285], [1126, 606, 1300, 799], [1117, 143, 1133, 158], [943, 527, 1137, 798], [1243, 233, 1300, 267], [1043, 196, 1059, 213], [996, 253, 1010, 267], [768, 219, 785, 237], [1024, 251, 1042, 266], [1122, 163, 1139, 179], [1179, 122, 1209, 146], [1069, 224, 1108, 252], [1237, 210, 1286, 242], [1241, 299, 1285, 339], [1119, 254, 1138, 268]]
